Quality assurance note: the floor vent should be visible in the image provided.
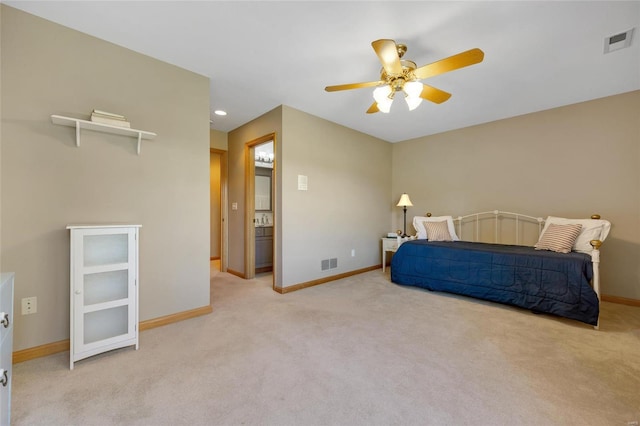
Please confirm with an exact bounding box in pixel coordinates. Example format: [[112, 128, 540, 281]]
[[604, 28, 634, 54]]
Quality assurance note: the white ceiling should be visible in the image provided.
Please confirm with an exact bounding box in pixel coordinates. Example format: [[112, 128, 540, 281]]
[[6, 1, 640, 143]]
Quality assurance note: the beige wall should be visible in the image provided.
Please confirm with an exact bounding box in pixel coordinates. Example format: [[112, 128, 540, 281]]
[[210, 152, 221, 258], [1, 6, 211, 350], [0, 4, 3, 273], [210, 129, 228, 150], [280, 106, 392, 286], [227, 107, 282, 279], [227, 105, 392, 288], [392, 91, 640, 299]]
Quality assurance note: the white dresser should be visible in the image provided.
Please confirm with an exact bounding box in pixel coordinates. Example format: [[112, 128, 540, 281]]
[[0, 273, 14, 426], [67, 225, 140, 370]]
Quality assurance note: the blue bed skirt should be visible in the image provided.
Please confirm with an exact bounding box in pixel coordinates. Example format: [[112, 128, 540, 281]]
[[390, 240, 599, 325]]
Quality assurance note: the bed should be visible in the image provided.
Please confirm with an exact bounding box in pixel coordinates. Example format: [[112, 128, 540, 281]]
[[390, 211, 611, 328]]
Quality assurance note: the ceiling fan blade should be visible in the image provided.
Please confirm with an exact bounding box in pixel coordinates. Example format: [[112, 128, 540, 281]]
[[366, 102, 379, 114], [420, 84, 452, 104], [372, 39, 403, 76], [413, 48, 484, 80], [325, 81, 382, 92]]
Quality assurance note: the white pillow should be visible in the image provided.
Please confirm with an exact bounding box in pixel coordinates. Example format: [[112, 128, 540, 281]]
[[413, 215, 460, 241], [540, 216, 611, 254]]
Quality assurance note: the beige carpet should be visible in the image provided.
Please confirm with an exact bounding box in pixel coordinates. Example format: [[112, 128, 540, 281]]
[[11, 264, 640, 425]]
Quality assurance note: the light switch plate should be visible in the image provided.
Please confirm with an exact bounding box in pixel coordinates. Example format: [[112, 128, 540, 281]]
[[297, 175, 308, 191]]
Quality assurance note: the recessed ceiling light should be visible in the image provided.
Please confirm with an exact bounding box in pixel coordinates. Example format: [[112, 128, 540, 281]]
[[214, 110, 227, 116]]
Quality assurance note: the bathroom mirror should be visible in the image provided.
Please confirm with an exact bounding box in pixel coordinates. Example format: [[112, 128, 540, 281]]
[[255, 168, 272, 211]]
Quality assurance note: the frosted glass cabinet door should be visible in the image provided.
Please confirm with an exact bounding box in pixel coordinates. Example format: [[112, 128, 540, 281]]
[[0, 328, 11, 426], [68, 225, 140, 370]]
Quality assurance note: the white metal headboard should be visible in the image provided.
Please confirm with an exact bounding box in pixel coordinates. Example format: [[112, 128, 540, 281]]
[[452, 210, 545, 246]]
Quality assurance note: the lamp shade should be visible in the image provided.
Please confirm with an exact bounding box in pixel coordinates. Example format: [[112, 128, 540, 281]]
[[396, 193, 413, 207], [403, 81, 423, 111], [373, 85, 393, 113], [405, 96, 423, 111]]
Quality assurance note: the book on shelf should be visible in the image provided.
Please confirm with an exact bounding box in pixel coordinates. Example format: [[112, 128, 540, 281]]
[[91, 109, 127, 120], [90, 115, 131, 128]]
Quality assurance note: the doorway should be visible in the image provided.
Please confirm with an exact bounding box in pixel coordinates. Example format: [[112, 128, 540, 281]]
[[210, 148, 228, 272], [244, 133, 276, 288]]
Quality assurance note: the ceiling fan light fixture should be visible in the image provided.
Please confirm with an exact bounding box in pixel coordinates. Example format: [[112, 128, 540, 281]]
[[403, 81, 423, 111], [373, 85, 393, 113], [325, 39, 484, 115], [377, 98, 393, 113], [405, 96, 423, 111], [403, 81, 422, 97]]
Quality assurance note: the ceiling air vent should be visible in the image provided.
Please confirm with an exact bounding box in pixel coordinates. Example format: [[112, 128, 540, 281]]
[[604, 28, 634, 54]]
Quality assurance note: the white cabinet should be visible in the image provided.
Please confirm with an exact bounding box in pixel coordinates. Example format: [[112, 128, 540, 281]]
[[381, 237, 409, 273], [0, 273, 14, 426], [67, 225, 140, 370]]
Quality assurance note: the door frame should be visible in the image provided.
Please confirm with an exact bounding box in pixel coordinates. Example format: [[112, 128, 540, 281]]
[[244, 133, 276, 287]]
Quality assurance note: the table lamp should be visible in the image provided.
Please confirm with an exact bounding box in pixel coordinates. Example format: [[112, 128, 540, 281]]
[[396, 193, 413, 237]]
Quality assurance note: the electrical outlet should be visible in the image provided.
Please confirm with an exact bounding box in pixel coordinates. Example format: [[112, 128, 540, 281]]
[[351, 249, 355, 257], [22, 297, 37, 315]]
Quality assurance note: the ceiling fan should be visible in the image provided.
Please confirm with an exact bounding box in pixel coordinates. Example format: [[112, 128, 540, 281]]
[[324, 39, 484, 114]]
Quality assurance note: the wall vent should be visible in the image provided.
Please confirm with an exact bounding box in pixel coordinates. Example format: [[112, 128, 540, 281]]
[[604, 28, 634, 54], [321, 258, 338, 271]]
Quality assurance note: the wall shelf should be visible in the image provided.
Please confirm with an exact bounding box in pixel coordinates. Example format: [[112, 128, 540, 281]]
[[51, 114, 156, 155]]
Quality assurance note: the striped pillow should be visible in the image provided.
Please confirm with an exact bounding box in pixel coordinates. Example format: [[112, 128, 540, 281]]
[[534, 223, 582, 253], [423, 220, 453, 242]]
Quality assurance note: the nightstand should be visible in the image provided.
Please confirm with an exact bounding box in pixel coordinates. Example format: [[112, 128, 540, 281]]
[[381, 237, 403, 273]]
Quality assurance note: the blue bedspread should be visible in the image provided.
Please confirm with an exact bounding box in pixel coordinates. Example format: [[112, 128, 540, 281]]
[[390, 240, 599, 325]]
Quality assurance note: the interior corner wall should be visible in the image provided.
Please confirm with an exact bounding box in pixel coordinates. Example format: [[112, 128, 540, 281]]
[[227, 106, 282, 279], [227, 105, 392, 288], [391, 90, 640, 300], [1, 5, 211, 351], [280, 106, 392, 287], [210, 129, 228, 150]]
